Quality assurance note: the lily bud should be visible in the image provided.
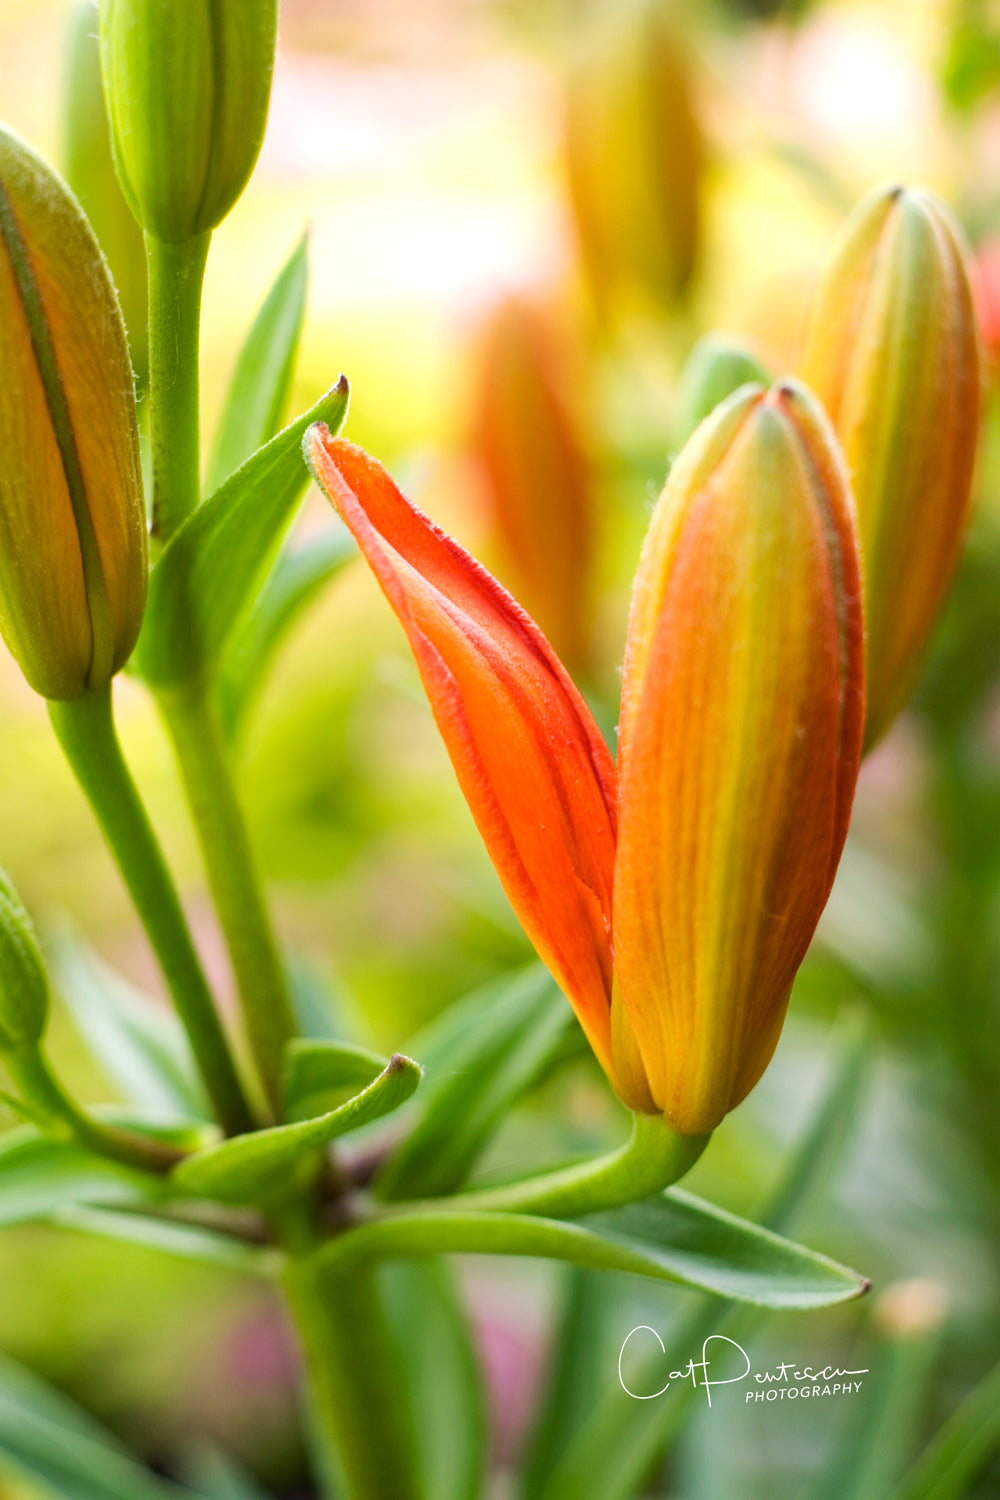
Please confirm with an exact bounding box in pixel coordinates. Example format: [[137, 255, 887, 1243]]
[[563, 3, 702, 317], [100, 0, 278, 242], [674, 332, 771, 446], [613, 381, 864, 1134], [470, 296, 593, 667], [0, 870, 49, 1051], [307, 382, 864, 1137], [63, 0, 148, 391], [799, 185, 982, 748], [0, 125, 146, 700]]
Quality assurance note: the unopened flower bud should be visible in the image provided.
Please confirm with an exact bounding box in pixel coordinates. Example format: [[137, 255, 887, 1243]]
[[563, 3, 703, 317], [100, 0, 278, 243], [0, 125, 146, 700], [799, 185, 982, 747], [674, 332, 771, 446], [0, 871, 49, 1052]]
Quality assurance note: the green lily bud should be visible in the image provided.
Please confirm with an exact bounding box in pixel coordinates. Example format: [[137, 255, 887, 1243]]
[[0, 870, 49, 1051], [674, 332, 772, 446], [100, 0, 278, 243], [0, 126, 146, 701], [63, 0, 148, 392]]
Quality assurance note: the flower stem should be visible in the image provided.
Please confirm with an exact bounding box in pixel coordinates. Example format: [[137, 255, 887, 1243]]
[[387, 1112, 708, 1219], [158, 681, 296, 1118], [281, 1252, 422, 1500], [3, 1040, 181, 1172], [48, 685, 254, 1135], [146, 230, 210, 543]]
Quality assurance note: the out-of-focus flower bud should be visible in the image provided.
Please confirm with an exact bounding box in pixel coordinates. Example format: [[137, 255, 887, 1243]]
[[63, 0, 148, 391], [674, 331, 771, 446], [0, 125, 146, 700], [563, 3, 703, 319], [470, 296, 593, 667], [0, 870, 49, 1051], [614, 380, 864, 1134], [100, 0, 277, 243], [974, 234, 1000, 369], [799, 185, 982, 748]]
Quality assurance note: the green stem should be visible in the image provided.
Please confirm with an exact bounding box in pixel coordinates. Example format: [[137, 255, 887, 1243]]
[[48, 685, 254, 1135], [3, 1040, 180, 1173], [158, 681, 296, 1118], [282, 1253, 422, 1500], [146, 231, 210, 543], [384, 1112, 708, 1220]]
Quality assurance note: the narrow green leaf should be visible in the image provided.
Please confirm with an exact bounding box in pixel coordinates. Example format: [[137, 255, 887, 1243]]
[[206, 235, 309, 497], [178, 1442, 273, 1500], [50, 1204, 279, 1277], [137, 377, 350, 689], [321, 1197, 867, 1308], [887, 1358, 1000, 1500], [0, 1127, 163, 1227], [377, 965, 573, 1201], [520, 1269, 620, 1500], [0, 1352, 196, 1500], [283, 1038, 390, 1123], [380, 1260, 487, 1500], [173, 1054, 422, 1205], [52, 933, 208, 1118], [217, 526, 356, 739]]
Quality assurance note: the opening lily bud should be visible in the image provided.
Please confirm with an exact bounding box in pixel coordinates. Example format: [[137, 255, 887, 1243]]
[[799, 184, 982, 749], [100, 0, 278, 243], [307, 381, 864, 1138], [0, 125, 146, 701], [0, 870, 49, 1052]]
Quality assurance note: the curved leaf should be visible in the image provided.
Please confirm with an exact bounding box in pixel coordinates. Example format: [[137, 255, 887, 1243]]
[[51, 1204, 279, 1277], [283, 1038, 390, 1123], [173, 1054, 421, 1205], [137, 377, 349, 689]]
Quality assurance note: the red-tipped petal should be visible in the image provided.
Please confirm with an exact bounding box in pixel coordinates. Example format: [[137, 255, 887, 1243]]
[[306, 429, 620, 1084]]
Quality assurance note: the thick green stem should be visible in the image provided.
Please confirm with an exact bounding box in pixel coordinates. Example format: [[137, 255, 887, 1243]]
[[146, 231, 210, 542], [158, 682, 295, 1118], [387, 1113, 708, 1220], [3, 1041, 179, 1173], [48, 685, 253, 1135], [282, 1253, 422, 1500]]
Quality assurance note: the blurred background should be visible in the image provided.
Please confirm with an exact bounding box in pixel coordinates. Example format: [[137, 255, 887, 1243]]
[[1, 0, 1000, 1494]]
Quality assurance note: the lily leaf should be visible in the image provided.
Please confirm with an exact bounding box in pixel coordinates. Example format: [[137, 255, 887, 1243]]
[[218, 526, 356, 740], [52, 933, 208, 1118], [173, 1054, 422, 1205], [0, 1352, 199, 1500], [0, 1127, 163, 1228], [887, 1357, 1000, 1500], [381, 1260, 487, 1500], [137, 376, 349, 689], [283, 1038, 390, 1122], [50, 1204, 279, 1277], [321, 1195, 868, 1309], [205, 233, 309, 496], [377, 964, 573, 1201]]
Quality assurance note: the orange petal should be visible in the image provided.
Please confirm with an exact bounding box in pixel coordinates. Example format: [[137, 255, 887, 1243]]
[[306, 430, 621, 1087], [613, 381, 864, 1135]]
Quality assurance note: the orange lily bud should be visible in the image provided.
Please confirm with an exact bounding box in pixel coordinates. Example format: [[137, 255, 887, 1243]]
[[306, 381, 864, 1135], [470, 296, 592, 668], [0, 125, 146, 701], [563, 3, 702, 319], [799, 185, 981, 748], [613, 381, 864, 1134], [304, 430, 621, 1091]]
